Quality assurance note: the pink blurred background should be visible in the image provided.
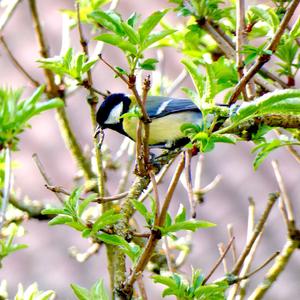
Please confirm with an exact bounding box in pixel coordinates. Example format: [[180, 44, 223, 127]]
[[1, 0, 300, 299]]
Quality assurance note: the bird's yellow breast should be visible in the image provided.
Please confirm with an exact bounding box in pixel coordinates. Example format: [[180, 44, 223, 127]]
[[123, 112, 202, 146]]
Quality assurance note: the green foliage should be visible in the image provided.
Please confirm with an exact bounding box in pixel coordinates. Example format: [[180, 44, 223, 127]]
[[89, 9, 176, 73], [153, 268, 228, 299], [0, 223, 27, 265], [62, 0, 111, 26], [71, 280, 109, 300], [228, 89, 300, 126], [97, 233, 142, 262], [170, 0, 224, 20], [241, 43, 272, 65], [252, 136, 300, 170], [0, 86, 63, 149], [159, 205, 215, 236], [38, 48, 97, 83], [14, 283, 55, 300], [42, 188, 122, 237]]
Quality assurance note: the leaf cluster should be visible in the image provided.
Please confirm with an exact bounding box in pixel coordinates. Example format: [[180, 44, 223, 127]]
[[89, 9, 176, 73], [153, 268, 228, 299], [38, 48, 97, 83], [0, 86, 63, 149]]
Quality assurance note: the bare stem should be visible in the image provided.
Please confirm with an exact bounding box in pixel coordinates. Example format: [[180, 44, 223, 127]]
[[0, 35, 40, 86], [0, 148, 12, 229], [0, 0, 23, 32], [248, 239, 299, 300], [32, 153, 64, 203], [203, 236, 235, 284], [231, 193, 279, 275], [272, 160, 295, 225]]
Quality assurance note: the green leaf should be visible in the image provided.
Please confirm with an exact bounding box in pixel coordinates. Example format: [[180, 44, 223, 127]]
[[143, 29, 176, 49], [48, 215, 73, 226], [71, 283, 90, 300], [162, 219, 215, 234], [88, 10, 124, 35], [290, 16, 300, 38], [92, 210, 122, 233], [181, 59, 204, 106], [78, 193, 97, 217], [121, 21, 139, 44], [138, 10, 168, 42], [41, 207, 66, 215], [91, 280, 109, 300], [132, 199, 149, 221], [252, 138, 300, 170], [97, 233, 126, 246], [175, 204, 186, 223], [95, 33, 137, 54], [138, 58, 158, 70]]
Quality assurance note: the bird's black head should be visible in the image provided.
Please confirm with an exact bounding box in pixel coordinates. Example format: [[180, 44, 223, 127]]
[[96, 93, 131, 136]]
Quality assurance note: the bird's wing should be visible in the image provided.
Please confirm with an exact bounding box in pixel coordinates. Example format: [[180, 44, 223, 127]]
[[146, 96, 200, 119]]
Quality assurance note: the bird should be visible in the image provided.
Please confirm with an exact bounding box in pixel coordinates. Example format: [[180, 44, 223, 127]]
[[96, 93, 203, 149]]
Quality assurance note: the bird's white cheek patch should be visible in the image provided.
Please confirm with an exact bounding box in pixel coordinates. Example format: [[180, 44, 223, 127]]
[[104, 102, 124, 124]]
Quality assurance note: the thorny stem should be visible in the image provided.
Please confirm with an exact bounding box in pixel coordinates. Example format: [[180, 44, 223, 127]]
[[0, 148, 12, 229], [203, 236, 235, 285], [228, 0, 300, 104], [231, 193, 279, 275], [0, 35, 40, 86]]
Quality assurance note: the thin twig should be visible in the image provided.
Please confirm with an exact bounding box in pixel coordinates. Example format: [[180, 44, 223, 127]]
[[164, 236, 175, 273], [203, 236, 235, 284], [272, 160, 295, 225], [236, 252, 280, 283], [227, 224, 238, 262], [149, 171, 160, 226], [0, 35, 40, 86], [218, 243, 229, 273], [231, 193, 279, 275], [0, 0, 23, 32], [184, 150, 196, 218], [45, 184, 128, 203], [137, 276, 148, 300], [28, 0, 57, 95], [229, 0, 300, 104], [33, 153, 64, 203], [0, 148, 12, 229], [248, 239, 299, 300], [236, 0, 248, 101]]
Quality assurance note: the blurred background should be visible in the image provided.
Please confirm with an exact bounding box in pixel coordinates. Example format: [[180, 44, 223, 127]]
[[0, 0, 300, 299]]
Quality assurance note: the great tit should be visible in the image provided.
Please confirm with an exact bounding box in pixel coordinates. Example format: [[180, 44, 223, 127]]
[[96, 93, 203, 149]]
